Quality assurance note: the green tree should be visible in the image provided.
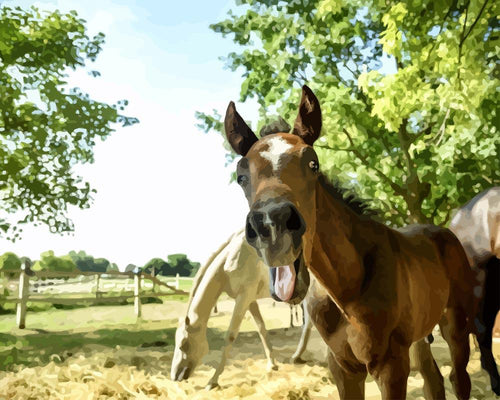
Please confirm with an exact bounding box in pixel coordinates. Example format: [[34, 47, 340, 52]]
[[167, 254, 200, 277], [68, 250, 112, 272], [0, 251, 21, 275], [141, 257, 172, 276], [68, 250, 94, 272], [32, 250, 77, 272], [198, 0, 499, 226], [0, 6, 138, 240], [124, 263, 137, 273], [106, 262, 119, 273], [93, 257, 110, 273]]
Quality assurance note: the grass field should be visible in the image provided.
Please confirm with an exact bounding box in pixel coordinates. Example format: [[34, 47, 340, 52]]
[[0, 298, 498, 399]]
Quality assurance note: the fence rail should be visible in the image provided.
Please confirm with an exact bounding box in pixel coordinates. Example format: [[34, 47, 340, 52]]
[[8, 261, 190, 329]]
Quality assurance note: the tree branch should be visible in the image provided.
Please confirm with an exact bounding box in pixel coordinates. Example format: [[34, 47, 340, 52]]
[[344, 62, 360, 80], [314, 144, 357, 152], [461, 0, 490, 45], [456, 0, 490, 81], [457, 1, 473, 86], [434, 108, 451, 145], [425, 0, 457, 61], [413, 123, 433, 143], [342, 129, 406, 197], [397, 118, 413, 173], [367, 128, 405, 170]]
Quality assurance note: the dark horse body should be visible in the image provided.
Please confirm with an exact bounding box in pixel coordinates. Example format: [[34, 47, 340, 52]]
[[224, 85, 479, 399], [450, 187, 500, 395]]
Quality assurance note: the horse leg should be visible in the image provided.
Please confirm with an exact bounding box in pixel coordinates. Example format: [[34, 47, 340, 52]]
[[410, 338, 445, 400], [205, 293, 251, 390], [248, 300, 277, 371], [327, 350, 367, 400], [371, 338, 410, 400], [439, 307, 472, 400], [291, 305, 312, 364], [474, 257, 500, 395]]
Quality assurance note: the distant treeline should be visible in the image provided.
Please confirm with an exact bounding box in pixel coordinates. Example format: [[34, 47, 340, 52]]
[[0, 251, 200, 277]]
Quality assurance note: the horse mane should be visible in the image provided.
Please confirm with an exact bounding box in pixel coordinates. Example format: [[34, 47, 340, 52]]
[[185, 232, 234, 311], [259, 116, 291, 137], [318, 174, 378, 218]]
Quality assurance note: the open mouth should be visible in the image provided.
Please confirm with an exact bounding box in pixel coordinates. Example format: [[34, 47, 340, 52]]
[[269, 251, 302, 302]]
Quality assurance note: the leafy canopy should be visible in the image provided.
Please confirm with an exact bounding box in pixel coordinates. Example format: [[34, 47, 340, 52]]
[[68, 250, 112, 273], [32, 250, 76, 272], [0, 6, 138, 239], [0, 251, 21, 273], [198, 0, 499, 226], [141, 254, 201, 277]]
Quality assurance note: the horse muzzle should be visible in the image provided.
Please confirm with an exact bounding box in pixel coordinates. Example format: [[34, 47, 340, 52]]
[[172, 365, 192, 381], [245, 200, 305, 265]]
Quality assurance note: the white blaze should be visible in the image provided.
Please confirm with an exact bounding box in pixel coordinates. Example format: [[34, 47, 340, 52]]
[[260, 137, 293, 171]]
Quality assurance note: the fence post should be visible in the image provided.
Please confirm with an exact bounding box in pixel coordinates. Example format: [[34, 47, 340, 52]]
[[134, 272, 142, 318], [95, 274, 101, 299], [175, 273, 180, 290], [16, 262, 30, 329]]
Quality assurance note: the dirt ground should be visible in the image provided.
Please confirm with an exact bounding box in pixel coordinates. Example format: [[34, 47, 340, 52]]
[[0, 298, 499, 399]]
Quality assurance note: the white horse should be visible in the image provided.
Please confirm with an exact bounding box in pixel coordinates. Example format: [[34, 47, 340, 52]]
[[171, 229, 289, 389]]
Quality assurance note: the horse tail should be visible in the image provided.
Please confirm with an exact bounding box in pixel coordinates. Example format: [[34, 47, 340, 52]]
[[186, 229, 242, 310]]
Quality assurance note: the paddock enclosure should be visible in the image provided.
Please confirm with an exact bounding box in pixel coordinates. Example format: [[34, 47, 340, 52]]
[[1, 297, 498, 399]]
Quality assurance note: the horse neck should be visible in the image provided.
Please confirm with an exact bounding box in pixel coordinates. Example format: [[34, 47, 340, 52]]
[[307, 181, 367, 307], [186, 265, 225, 329]]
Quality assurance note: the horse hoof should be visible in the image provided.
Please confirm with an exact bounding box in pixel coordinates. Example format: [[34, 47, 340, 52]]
[[268, 363, 278, 371], [291, 356, 306, 364], [205, 382, 219, 390]]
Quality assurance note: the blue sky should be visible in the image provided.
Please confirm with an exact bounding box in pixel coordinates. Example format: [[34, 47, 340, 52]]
[[1, 0, 261, 268]]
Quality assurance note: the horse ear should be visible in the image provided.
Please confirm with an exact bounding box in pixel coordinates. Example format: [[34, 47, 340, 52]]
[[224, 101, 258, 156], [293, 85, 322, 145]]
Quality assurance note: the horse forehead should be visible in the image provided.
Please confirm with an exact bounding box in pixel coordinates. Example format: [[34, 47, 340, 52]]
[[253, 135, 301, 172]]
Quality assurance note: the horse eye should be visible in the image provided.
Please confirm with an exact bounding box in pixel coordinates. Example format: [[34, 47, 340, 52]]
[[309, 160, 319, 172], [237, 175, 248, 185]]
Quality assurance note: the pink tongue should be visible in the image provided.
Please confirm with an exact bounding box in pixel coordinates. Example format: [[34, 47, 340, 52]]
[[274, 265, 296, 301]]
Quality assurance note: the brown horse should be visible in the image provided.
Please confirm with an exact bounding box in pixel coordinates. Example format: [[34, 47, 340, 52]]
[[450, 187, 500, 395], [224, 85, 478, 399]]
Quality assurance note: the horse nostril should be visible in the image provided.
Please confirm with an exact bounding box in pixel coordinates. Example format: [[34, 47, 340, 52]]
[[259, 225, 271, 238], [286, 206, 303, 231], [246, 220, 257, 242]]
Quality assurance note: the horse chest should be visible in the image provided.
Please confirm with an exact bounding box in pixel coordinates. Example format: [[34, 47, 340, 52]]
[[345, 319, 388, 366]]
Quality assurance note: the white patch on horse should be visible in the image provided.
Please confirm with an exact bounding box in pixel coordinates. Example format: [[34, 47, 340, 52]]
[[260, 137, 293, 171]]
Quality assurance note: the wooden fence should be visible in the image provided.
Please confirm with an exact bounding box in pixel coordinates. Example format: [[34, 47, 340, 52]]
[[6, 262, 189, 329]]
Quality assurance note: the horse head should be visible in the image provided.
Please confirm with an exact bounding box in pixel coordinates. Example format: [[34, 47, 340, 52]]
[[224, 85, 322, 304], [171, 315, 209, 381]]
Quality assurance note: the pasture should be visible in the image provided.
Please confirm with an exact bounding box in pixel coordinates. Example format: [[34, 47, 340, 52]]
[[0, 297, 498, 399]]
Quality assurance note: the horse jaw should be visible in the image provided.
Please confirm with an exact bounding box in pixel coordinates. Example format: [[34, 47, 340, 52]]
[[171, 326, 208, 381]]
